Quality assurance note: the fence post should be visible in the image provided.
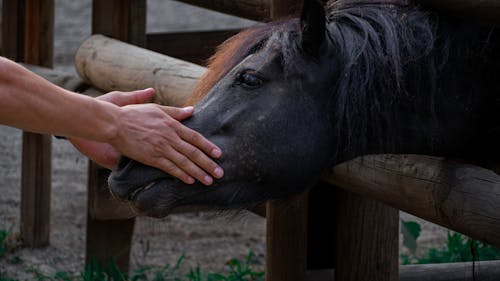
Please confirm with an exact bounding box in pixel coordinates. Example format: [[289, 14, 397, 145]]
[[265, 2, 307, 281], [85, 0, 146, 272], [334, 189, 399, 281], [2, 0, 54, 248]]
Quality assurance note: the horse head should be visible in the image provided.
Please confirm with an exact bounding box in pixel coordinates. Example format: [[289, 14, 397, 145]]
[[108, 0, 338, 217]]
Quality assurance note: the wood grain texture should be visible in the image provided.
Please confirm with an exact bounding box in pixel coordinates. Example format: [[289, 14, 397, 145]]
[[20, 133, 52, 247], [2, 0, 25, 61], [146, 29, 241, 65], [325, 155, 500, 248], [4, 0, 55, 248], [75, 35, 205, 107], [265, 193, 309, 281], [270, 0, 301, 19], [335, 189, 399, 281], [174, 0, 270, 21], [85, 1, 146, 272], [417, 0, 500, 24], [399, 260, 500, 281]]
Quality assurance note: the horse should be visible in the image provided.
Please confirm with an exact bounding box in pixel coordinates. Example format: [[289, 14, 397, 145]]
[[108, 0, 500, 218]]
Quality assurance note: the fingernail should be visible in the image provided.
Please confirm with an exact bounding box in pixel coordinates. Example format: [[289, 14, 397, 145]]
[[186, 176, 195, 184], [182, 106, 194, 113], [211, 148, 222, 158], [204, 175, 213, 185], [213, 167, 224, 178]]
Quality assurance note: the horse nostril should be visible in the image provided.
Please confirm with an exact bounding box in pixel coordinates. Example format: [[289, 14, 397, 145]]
[[216, 122, 233, 135]]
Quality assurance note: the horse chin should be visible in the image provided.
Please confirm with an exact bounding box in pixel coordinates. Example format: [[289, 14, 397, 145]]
[[126, 178, 274, 218], [129, 179, 181, 218]]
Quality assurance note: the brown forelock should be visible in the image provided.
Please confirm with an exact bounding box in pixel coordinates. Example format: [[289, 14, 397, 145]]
[[185, 23, 282, 106]]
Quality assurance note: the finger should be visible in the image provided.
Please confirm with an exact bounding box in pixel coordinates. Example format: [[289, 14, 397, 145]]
[[167, 147, 215, 185], [156, 158, 195, 185], [173, 140, 223, 180], [159, 105, 194, 121], [129, 88, 155, 104], [98, 88, 155, 106], [178, 126, 222, 159]]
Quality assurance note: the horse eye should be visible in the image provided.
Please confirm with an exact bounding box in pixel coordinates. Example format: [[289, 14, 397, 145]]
[[235, 71, 264, 89]]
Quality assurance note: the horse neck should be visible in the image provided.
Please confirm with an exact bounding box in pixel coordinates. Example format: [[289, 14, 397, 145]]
[[331, 9, 500, 162]]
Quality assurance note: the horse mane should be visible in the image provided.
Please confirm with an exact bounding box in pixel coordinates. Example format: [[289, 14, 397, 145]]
[[186, 21, 293, 105], [325, 0, 442, 157], [187, 0, 450, 157]]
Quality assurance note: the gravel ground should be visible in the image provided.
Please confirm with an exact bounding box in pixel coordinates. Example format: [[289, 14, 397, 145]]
[[0, 0, 447, 278]]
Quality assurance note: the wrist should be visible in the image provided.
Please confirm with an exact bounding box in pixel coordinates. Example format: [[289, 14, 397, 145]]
[[93, 99, 121, 145]]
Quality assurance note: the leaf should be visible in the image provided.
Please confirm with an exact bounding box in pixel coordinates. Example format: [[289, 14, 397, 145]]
[[401, 220, 421, 256]]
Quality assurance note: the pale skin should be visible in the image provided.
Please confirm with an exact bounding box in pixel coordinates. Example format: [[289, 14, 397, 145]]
[[0, 56, 223, 185]]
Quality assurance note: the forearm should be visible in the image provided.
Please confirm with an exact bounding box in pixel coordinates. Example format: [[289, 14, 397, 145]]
[[0, 57, 119, 142]]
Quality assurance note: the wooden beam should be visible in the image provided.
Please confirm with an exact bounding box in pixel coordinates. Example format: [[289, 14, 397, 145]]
[[2, 0, 25, 61], [416, 0, 500, 24], [75, 35, 205, 107], [21, 63, 88, 92], [265, 193, 309, 281], [264, 3, 309, 281], [270, 0, 300, 19], [146, 30, 241, 66], [335, 189, 399, 281], [325, 155, 500, 248], [399, 260, 500, 281], [86, 0, 146, 273], [173, 0, 270, 21], [1, 0, 55, 248], [92, 0, 146, 45]]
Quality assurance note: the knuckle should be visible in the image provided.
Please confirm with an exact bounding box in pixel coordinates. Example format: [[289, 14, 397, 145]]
[[187, 146, 201, 158], [177, 156, 191, 168], [161, 161, 177, 173]]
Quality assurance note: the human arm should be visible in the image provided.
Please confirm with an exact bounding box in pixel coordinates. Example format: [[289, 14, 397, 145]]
[[0, 57, 223, 185]]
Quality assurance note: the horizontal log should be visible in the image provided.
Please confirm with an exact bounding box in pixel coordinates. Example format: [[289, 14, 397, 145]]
[[75, 34, 206, 107], [417, 0, 500, 24], [325, 155, 500, 248], [21, 64, 88, 93], [307, 261, 500, 281], [146, 30, 241, 65], [399, 260, 500, 281], [172, 0, 270, 21], [75, 36, 500, 246]]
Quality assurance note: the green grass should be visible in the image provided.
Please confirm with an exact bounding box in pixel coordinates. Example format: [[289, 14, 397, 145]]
[[0, 252, 264, 281], [0, 228, 11, 258], [400, 220, 500, 264]]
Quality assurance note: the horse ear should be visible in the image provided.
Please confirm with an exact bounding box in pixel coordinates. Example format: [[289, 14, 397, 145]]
[[300, 0, 326, 57]]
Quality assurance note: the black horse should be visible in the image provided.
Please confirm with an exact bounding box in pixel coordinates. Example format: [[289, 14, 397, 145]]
[[109, 0, 500, 218]]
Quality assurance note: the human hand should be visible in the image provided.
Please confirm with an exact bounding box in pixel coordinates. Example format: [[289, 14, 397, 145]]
[[70, 88, 224, 186], [110, 99, 223, 186], [68, 89, 155, 169]]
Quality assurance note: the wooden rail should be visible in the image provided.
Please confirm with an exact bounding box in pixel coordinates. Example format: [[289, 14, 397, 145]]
[[399, 260, 500, 281], [325, 155, 500, 248], [417, 0, 500, 24], [173, 0, 270, 21], [2, 0, 54, 248]]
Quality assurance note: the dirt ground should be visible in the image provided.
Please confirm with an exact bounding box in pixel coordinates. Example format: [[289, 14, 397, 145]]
[[0, 0, 448, 278]]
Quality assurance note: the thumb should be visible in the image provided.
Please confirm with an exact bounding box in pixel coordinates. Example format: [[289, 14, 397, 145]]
[[99, 88, 155, 106], [120, 88, 155, 105], [160, 106, 194, 121]]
